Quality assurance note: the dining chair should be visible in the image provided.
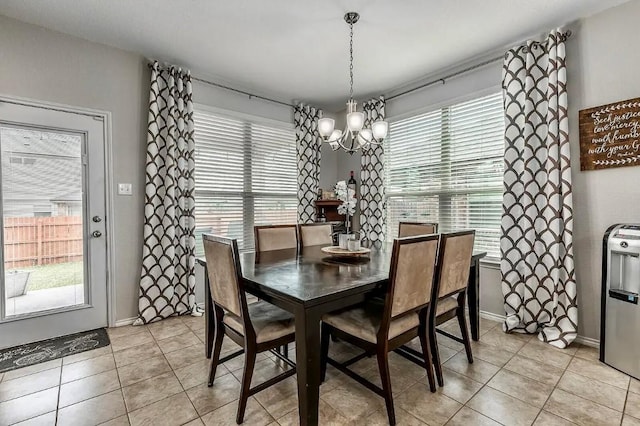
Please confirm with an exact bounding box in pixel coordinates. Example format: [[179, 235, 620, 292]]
[[428, 230, 475, 387], [203, 234, 297, 424], [298, 223, 333, 247], [254, 224, 298, 252], [254, 224, 298, 358], [320, 234, 440, 426], [398, 221, 439, 238]]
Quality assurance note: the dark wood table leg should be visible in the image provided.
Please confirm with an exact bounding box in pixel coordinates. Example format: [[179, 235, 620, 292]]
[[294, 306, 321, 426], [467, 260, 481, 341], [204, 268, 214, 358]]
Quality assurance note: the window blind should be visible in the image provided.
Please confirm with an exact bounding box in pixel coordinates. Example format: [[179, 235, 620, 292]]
[[384, 92, 505, 259], [194, 109, 297, 253]]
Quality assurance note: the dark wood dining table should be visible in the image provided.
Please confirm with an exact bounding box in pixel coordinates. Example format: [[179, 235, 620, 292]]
[[197, 243, 486, 426]]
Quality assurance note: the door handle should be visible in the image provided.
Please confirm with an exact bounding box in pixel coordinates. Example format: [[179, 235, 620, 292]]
[[92, 230, 103, 238]]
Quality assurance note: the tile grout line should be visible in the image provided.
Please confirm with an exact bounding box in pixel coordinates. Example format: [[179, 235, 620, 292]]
[[146, 316, 203, 425], [55, 362, 63, 426], [531, 352, 579, 425], [452, 348, 523, 425], [396, 322, 504, 425], [405, 321, 502, 425], [620, 378, 631, 426]]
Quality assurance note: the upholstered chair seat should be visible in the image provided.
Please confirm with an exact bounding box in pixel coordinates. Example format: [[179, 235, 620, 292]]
[[435, 296, 458, 316], [223, 300, 295, 343], [322, 302, 419, 344]]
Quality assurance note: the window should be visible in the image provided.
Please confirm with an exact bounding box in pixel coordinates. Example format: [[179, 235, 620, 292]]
[[194, 108, 297, 253], [384, 92, 504, 259]]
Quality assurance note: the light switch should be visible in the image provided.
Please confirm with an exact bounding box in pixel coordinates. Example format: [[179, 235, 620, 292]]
[[118, 183, 132, 196]]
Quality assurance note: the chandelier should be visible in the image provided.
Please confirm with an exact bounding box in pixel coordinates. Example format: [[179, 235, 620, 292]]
[[317, 12, 389, 154]]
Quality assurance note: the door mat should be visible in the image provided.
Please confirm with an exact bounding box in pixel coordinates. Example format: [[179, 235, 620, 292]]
[[0, 328, 110, 373]]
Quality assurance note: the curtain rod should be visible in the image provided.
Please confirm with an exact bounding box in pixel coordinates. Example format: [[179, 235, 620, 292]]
[[147, 29, 571, 109], [386, 30, 572, 102], [190, 76, 296, 108], [146, 62, 296, 108]]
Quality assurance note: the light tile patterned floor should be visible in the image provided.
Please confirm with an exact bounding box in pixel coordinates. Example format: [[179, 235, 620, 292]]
[[1, 315, 638, 426]]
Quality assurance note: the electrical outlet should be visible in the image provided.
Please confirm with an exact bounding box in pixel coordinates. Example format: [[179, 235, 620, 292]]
[[118, 183, 132, 196]]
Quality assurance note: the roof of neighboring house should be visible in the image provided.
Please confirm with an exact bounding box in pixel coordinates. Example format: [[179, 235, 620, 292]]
[[50, 191, 82, 203], [1, 127, 83, 207]]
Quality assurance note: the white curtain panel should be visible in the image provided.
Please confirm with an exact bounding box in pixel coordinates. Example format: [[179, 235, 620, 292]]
[[136, 62, 196, 325], [501, 30, 577, 348], [295, 103, 323, 223], [360, 96, 386, 244]]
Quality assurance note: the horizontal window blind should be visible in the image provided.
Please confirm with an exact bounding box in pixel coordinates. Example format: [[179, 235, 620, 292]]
[[194, 110, 296, 253], [385, 92, 505, 259]]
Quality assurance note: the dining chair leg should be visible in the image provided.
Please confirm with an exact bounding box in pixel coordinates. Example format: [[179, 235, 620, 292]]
[[429, 324, 444, 387], [236, 347, 257, 424], [457, 292, 474, 364], [419, 326, 436, 392], [283, 344, 288, 359], [320, 323, 330, 382], [208, 320, 225, 387], [376, 350, 396, 426]]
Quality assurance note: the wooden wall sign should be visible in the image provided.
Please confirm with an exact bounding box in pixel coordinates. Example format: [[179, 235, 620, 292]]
[[579, 97, 640, 171]]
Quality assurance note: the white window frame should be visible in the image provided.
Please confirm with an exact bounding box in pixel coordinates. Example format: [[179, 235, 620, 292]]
[[384, 87, 504, 261], [193, 104, 297, 253]]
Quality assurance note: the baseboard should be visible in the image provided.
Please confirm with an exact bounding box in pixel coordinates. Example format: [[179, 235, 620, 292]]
[[114, 317, 137, 327], [574, 335, 599, 348], [114, 305, 206, 328], [479, 310, 599, 349], [479, 310, 506, 323]]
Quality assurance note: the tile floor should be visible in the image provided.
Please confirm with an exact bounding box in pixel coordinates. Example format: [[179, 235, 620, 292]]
[[1, 315, 639, 426]]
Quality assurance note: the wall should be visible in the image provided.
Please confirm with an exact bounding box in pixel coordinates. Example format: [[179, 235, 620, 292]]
[[566, 0, 640, 340], [0, 15, 149, 324]]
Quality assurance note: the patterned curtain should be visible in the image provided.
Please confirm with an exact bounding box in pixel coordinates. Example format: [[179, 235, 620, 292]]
[[501, 30, 577, 348], [135, 61, 196, 325], [360, 96, 386, 244], [295, 103, 323, 223]]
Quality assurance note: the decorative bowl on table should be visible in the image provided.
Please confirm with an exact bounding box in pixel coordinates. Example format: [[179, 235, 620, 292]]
[[321, 245, 371, 258]]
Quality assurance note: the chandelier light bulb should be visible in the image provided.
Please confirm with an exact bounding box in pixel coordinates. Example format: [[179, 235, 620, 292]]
[[372, 121, 388, 140], [318, 118, 335, 138], [329, 129, 343, 142], [358, 129, 373, 147], [347, 111, 365, 132]]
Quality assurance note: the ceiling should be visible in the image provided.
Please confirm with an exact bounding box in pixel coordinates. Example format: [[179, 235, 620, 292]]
[[0, 0, 629, 110]]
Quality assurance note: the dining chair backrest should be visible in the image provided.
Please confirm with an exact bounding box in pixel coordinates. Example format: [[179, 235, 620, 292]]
[[298, 223, 333, 247], [254, 225, 298, 252], [398, 222, 439, 238], [435, 231, 475, 298], [386, 234, 440, 319], [203, 234, 244, 318]]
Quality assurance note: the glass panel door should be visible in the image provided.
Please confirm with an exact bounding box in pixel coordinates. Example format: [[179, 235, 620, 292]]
[[0, 98, 108, 349], [1, 126, 87, 317]]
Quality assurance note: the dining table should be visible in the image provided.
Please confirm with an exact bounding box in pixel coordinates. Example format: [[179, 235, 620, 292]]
[[197, 242, 486, 426]]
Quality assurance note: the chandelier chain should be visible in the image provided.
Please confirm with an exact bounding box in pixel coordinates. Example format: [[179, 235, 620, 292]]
[[349, 22, 354, 101], [318, 12, 388, 154]]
